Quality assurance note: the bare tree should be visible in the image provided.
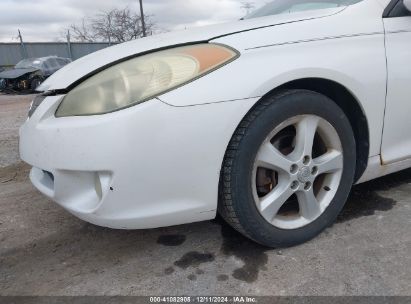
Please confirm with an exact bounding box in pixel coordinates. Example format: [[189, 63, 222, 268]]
[[68, 18, 95, 42], [66, 7, 155, 43], [241, 1, 255, 14]]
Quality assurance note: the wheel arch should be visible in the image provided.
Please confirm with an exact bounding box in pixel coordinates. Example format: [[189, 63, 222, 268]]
[[255, 78, 369, 182]]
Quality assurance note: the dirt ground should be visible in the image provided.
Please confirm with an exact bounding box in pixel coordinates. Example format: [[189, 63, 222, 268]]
[[0, 94, 33, 167], [0, 94, 410, 296]]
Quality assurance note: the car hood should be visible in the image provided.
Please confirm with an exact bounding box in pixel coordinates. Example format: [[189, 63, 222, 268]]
[[39, 7, 345, 92], [0, 68, 39, 79]]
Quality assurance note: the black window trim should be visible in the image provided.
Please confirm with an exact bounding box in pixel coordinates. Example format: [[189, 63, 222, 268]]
[[383, 0, 410, 17]]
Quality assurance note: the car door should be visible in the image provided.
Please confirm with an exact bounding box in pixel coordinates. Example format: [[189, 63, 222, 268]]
[[381, 0, 411, 164]]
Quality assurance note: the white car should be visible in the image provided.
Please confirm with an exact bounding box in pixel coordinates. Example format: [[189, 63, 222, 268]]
[[20, 0, 411, 247]]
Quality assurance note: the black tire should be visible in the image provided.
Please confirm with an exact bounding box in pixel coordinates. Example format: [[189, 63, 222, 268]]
[[218, 89, 356, 247]]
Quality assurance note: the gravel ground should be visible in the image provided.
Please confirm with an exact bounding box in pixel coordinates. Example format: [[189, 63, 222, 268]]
[[0, 94, 410, 296], [0, 94, 34, 167]]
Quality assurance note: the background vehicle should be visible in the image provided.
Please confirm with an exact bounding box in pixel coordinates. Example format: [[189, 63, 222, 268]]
[[20, 0, 411, 247], [0, 56, 71, 93]]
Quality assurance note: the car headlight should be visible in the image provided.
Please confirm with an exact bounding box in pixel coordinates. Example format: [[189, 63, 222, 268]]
[[56, 43, 239, 117]]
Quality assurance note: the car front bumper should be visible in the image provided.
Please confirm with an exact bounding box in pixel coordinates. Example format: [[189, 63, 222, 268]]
[[19, 95, 257, 229]]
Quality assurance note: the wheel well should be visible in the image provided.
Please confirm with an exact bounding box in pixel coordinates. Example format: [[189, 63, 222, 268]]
[[270, 78, 369, 182]]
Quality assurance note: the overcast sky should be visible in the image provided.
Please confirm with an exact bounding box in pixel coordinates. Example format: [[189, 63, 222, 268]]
[[0, 0, 269, 42]]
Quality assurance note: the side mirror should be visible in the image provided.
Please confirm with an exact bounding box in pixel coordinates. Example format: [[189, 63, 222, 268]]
[[404, 0, 411, 12]]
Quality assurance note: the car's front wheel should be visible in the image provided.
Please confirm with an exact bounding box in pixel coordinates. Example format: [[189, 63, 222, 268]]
[[219, 89, 356, 247]]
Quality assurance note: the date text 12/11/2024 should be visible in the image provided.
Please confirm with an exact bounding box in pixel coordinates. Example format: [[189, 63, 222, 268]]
[[149, 297, 257, 303]]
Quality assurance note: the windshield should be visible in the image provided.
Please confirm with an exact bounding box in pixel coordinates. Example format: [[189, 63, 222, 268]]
[[244, 0, 363, 19], [15, 58, 44, 69]]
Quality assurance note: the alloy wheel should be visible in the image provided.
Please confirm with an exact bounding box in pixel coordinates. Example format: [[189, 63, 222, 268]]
[[252, 115, 344, 230]]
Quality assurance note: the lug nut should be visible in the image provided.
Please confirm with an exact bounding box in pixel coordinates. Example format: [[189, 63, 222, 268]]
[[290, 164, 298, 174], [291, 181, 299, 190], [312, 166, 318, 175], [304, 182, 312, 191], [303, 155, 311, 165]]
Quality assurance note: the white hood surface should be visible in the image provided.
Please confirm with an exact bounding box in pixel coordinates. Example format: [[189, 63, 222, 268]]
[[39, 7, 345, 92]]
